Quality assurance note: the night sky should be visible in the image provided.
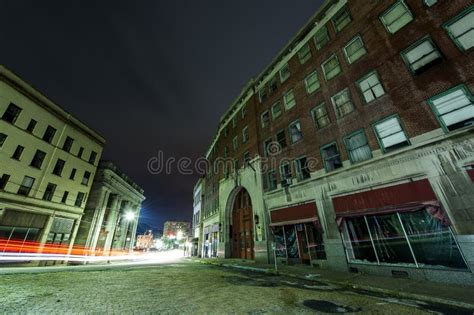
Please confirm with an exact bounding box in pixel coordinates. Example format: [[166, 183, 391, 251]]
[[0, 0, 324, 232]]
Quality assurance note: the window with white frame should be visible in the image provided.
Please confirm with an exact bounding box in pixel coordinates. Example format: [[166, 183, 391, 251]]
[[271, 101, 282, 120], [320, 142, 343, 172], [428, 85, 474, 132], [279, 63, 290, 83], [311, 103, 331, 129], [304, 71, 320, 94], [322, 54, 341, 81], [233, 136, 238, 151], [280, 162, 292, 180], [298, 43, 312, 64], [288, 120, 303, 143], [373, 116, 410, 152], [344, 130, 372, 163], [261, 111, 270, 128], [332, 7, 352, 32], [343, 36, 367, 64], [357, 71, 385, 103], [284, 89, 296, 110], [295, 156, 310, 180], [380, 0, 414, 34], [331, 88, 355, 119], [314, 26, 330, 49], [443, 7, 474, 51], [401, 37, 442, 75], [242, 126, 249, 143]]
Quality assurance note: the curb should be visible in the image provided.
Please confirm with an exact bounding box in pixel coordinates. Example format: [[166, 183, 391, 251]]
[[194, 259, 474, 311]]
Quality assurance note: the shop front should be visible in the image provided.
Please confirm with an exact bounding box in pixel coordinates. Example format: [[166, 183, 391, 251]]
[[270, 202, 326, 265], [334, 179, 469, 271], [203, 224, 219, 258]]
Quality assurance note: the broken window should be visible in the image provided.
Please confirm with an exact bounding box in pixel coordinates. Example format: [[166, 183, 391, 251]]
[[321, 142, 342, 172], [288, 120, 303, 143], [311, 103, 330, 129]]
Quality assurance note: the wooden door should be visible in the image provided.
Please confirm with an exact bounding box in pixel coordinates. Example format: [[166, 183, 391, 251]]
[[232, 189, 254, 259]]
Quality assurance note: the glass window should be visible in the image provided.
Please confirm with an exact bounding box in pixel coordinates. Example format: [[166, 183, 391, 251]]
[[314, 26, 330, 50], [380, 0, 414, 34], [26, 119, 37, 133], [306, 223, 326, 260], [0, 133, 7, 148], [268, 76, 278, 93], [233, 136, 238, 151], [52, 159, 66, 176], [273, 226, 287, 257], [78, 147, 84, 158], [75, 192, 85, 207], [30, 150, 46, 169], [358, 71, 385, 103], [263, 138, 273, 156], [402, 37, 442, 75], [63, 136, 74, 152], [295, 156, 310, 180], [70, 168, 77, 180], [321, 142, 343, 172], [374, 116, 409, 152], [399, 210, 467, 269], [331, 88, 355, 119], [322, 54, 341, 81], [61, 191, 69, 204], [283, 90, 296, 110], [43, 125, 57, 144], [311, 103, 330, 129], [1, 103, 22, 124], [276, 130, 287, 149], [43, 183, 57, 201], [304, 71, 320, 94], [298, 43, 312, 64], [89, 151, 97, 165], [18, 176, 35, 196], [344, 130, 372, 163], [284, 225, 299, 258], [242, 126, 249, 143], [261, 111, 270, 128], [265, 170, 277, 191], [82, 171, 91, 186], [280, 162, 292, 180], [429, 85, 474, 132], [342, 216, 378, 263], [332, 7, 352, 32], [443, 6, 474, 51], [288, 121, 303, 143], [343, 36, 367, 64], [279, 64, 290, 83], [0, 174, 10, 190], [271, 101, 282, 120], [12, 145, 24, 160]]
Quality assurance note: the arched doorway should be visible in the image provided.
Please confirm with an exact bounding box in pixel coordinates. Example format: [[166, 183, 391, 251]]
[[231, 188, 254, 259]]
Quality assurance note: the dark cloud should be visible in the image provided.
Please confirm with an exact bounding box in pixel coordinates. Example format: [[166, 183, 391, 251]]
[[0, 0, 324, 232]]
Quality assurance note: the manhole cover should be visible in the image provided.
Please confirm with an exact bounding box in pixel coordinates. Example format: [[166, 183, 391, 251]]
[[303, 300, 361, 313]]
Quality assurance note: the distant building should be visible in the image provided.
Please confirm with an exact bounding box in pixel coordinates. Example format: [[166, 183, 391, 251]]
[[163, 221, 191, 239], [0, 65, 105, 260], [191, 178, 203, 256], [75, 161, 145, 254], [195, 0, 474, 286], [135, 230, 154, 251]]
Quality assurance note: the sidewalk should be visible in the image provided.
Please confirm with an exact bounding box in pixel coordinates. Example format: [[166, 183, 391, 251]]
[[190, 257, 474, 310]]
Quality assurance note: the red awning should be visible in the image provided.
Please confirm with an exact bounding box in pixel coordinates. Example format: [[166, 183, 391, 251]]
[[467, 169, 474, 182], [270, 202, 319, 226]]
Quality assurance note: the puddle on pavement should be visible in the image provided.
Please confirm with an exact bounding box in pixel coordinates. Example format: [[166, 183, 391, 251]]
[[303, 300, 361, 313]]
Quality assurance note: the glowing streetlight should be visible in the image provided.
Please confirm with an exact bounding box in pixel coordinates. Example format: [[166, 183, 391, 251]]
[[176, 230, 183, 241], [124, 212, 135, 221]]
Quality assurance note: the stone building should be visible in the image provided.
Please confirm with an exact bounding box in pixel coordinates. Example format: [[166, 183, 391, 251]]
[[0, 65, 105, 259], [197, 0, 474, 285], [75, 161, 145, 254], [191, 178, 203, 257]]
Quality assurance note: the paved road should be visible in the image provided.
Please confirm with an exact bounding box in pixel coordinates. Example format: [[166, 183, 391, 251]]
[[0, 260, 470, 314]]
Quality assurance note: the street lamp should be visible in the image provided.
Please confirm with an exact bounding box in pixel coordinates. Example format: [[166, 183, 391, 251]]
[[176, 230, 183, 241], [125, 212, 135, 221]]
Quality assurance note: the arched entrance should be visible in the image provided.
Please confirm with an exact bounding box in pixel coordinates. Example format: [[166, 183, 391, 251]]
[[231, 188, 254, 259]]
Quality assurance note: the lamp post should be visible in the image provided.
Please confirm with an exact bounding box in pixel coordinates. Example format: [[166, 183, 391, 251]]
[[108, 209, 135, 262]]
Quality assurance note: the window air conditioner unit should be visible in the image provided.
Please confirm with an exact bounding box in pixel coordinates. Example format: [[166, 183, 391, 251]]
[[281, 178, 292, 187]]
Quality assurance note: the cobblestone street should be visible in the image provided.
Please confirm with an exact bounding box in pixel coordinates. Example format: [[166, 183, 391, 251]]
[[0, 260, 468, 314]]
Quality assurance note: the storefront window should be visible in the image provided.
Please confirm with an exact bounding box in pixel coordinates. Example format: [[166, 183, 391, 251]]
[[0, 226, 40, 253], [273, 226, 286, 258], [306, 223, 326, 260], [399, 211, 466, 269], [284, 225, 299, 258], [342, 209, 468, 269]]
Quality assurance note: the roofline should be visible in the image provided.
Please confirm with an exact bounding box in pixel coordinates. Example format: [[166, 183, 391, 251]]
[[0, 65, 106, 145]]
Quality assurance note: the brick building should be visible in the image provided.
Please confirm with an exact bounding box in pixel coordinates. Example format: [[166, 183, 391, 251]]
[[196, 0, 474, 284]]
